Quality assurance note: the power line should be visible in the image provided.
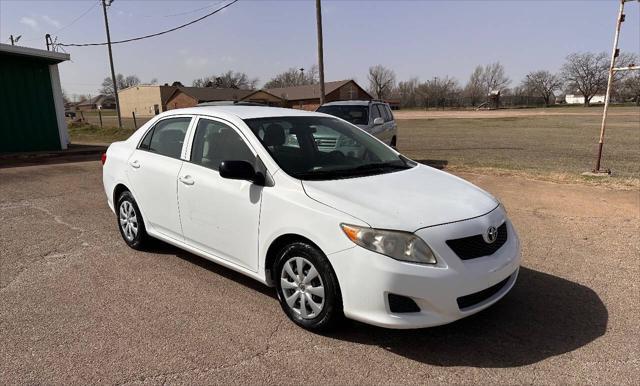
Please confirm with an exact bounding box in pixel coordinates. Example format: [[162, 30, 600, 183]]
[[58, 0, 239, 47], [139, 1, 226, 18], [16, 0, 100, 44], [54, 0, 101, 35]]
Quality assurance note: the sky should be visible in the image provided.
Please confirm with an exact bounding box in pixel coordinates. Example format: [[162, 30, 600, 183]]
[[1, 0, 639, 98]]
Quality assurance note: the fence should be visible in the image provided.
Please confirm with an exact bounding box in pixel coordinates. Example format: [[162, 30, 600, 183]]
[[74, 110, 153, 130]]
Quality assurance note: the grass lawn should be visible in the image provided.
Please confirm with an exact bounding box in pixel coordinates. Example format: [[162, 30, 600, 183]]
[[67, 123, 134, 144], [396, 107, 640, 185], [67, 106, 639, 187]]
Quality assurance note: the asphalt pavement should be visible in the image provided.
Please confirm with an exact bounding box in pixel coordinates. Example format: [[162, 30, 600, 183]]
[[1, 161, 638, 384]]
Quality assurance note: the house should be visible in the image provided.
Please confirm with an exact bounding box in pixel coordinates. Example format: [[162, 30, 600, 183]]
[[565, 94, 606, 104], [118, 84, 178, 117], [0, 43, 70, 152], [75, 94, 116, 111], [242, 79, 372, 110], [165, 87, 254, 110]]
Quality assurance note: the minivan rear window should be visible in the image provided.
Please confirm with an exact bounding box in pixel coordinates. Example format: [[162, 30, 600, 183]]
[[317, 105, 369, 125]]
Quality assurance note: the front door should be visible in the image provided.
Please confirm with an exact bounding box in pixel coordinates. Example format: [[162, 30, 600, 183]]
[[126, 116, 192, 240], [178, 117, 262, 271]]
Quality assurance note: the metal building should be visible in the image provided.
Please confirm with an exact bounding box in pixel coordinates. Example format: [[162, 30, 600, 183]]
[[0, 43, 70, 152]]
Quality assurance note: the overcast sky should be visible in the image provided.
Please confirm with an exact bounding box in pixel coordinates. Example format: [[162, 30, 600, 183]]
[[1, 0, 638, 97]]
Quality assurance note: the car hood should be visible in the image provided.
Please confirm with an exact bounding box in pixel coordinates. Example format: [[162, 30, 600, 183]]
[[302, 165, 498, 231]]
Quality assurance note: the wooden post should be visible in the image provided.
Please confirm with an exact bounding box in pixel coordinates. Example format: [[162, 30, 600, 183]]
[[132, 111, 138, 129], [80, 110, 85, 122], [98, 109, 103, 128]]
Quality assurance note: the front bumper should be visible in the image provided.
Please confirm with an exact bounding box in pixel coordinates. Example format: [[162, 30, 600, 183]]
[[327, 208, 521, 329]]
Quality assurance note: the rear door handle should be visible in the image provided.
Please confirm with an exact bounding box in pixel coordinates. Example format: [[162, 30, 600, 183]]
[[129, 160, 140, 169], [179, 175, 194, 185]]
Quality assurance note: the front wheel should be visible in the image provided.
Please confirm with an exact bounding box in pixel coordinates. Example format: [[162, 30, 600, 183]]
[[275, 242, 343, 331]]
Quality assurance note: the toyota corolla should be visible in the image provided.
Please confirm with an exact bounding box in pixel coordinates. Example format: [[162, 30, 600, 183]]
[[102, 105, 521, 331]]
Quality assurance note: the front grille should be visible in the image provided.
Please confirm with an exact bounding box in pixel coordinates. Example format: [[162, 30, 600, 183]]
[[388, 293, 421, 313], [456, 276, 510, 310], [446, 223, 508, 260]]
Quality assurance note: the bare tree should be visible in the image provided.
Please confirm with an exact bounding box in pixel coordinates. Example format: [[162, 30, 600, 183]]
[[192, 71, 258, 89], [417, 76, 460, 109], [367, 65, 396, 100], [100, 74, 140, 96], [464, 66, 485, 106], [522, 70, 563, 106], [560, 52, 610, 107], [481, 62, 511, 94], [619, 72, 640, 105], [263, 65, 319, 89], [397, 77, 419, 108]]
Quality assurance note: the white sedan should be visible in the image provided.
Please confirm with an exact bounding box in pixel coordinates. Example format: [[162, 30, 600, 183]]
[[102, 105, 521, 331]]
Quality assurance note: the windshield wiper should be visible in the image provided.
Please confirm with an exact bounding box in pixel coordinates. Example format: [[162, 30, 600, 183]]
[[294, 161, 411, 180], [350, 161, 411, 171]]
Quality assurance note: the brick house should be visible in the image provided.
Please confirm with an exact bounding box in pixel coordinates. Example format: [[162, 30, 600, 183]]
[[165, 87, 254, 110], [242, 80, 372, 110]]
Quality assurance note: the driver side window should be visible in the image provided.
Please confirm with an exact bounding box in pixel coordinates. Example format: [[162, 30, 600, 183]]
[[190, 119, 255, 171]]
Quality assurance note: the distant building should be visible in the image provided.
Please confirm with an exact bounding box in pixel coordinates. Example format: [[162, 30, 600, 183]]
[[0, 43, 70, 152], [166, 87, 254, 110], [242, 80, 372, 110], [118, 84, 178, 117], [75, 94, 115, 111], [565, 94, 606, 104]]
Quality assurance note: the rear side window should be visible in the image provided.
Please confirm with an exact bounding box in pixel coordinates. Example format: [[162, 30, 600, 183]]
[[370, 104, 382, 121], [381, 105, 393, 122], [139, 117, 191, 159], [190, 119, 255, 171]]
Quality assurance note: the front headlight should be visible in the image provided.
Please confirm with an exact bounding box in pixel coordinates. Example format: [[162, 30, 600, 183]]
[[340, 224, 437, 264]]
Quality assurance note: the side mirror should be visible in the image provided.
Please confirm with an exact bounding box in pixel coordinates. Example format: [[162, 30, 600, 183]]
[[373, 117, 384, 126], [219, 160, 260, 183]]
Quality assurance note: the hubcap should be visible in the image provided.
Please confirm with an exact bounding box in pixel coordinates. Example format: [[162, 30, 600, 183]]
[[280, 256, 325, 319], [119, 201, 138, 242]]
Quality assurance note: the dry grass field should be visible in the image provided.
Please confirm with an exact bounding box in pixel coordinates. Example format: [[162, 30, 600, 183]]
[[395, 106, 640, 185], [68, 106, 640, 186]]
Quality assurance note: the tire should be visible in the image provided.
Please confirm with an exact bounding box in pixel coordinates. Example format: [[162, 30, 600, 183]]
[[390, 136, 397, 148], [274, 242, 343, 331], [116, 190, 148, 250]]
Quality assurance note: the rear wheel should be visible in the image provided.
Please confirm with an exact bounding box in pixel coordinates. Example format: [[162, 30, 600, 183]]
[[116, 190, 148, 250], [275, 241, 343, 331]]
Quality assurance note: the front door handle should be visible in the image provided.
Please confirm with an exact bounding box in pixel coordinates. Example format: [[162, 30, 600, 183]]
[[129, 160, 140, 169], [179, 175, 195, 185]]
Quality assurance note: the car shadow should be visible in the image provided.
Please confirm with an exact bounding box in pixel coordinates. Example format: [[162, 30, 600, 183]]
[[143, 242, 608, 368], [330, 267, 608, 367]]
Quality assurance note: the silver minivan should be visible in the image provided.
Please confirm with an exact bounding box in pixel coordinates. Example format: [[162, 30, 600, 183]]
[[317, 100, 397, 148]]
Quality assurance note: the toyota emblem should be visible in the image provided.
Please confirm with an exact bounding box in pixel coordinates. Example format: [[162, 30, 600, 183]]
[[484, 226, 498, 244]]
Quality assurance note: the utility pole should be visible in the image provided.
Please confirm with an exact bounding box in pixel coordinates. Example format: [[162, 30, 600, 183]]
[[592, 0, 639, 174], [315, 0, 325, 105], [102, 0, 122, 128]]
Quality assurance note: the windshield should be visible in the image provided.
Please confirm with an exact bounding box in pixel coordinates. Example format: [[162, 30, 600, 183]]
[[316, 105, 369, 125], [244, 116, 413, 181]]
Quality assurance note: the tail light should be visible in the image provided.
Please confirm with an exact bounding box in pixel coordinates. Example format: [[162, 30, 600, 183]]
[[101, 153, 107, 165]]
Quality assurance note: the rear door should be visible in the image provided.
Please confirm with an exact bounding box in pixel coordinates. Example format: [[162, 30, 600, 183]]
[[380, 104, 396, 145], [369, 104, 385, 139], [177, 117, 262, 271], [126, 116, 193, 240]]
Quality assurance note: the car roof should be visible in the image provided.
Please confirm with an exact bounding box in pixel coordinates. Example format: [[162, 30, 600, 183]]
[[158, 105, 328, 120], [320, 100, 384, 107]]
